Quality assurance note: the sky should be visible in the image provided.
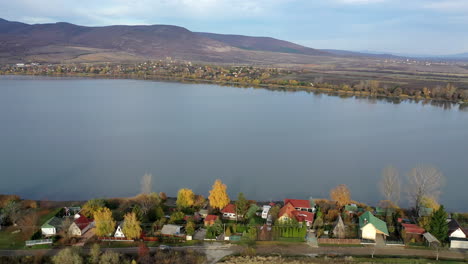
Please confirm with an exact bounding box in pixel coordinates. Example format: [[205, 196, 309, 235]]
[[1, 0, 467, 55]]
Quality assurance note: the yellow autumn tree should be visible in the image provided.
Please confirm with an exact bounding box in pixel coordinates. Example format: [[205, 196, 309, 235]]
[[330, 184, 351, 208], [94, 207, 116, 236], [176, 188, 195, 208], [208, 179, 230, 210], [122, 212, 142, 240], [421, 196, 440, 211]]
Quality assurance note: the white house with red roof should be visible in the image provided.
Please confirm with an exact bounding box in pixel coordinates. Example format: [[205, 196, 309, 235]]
[[69, 214, 93, 236], [221, 204, 237, 220]]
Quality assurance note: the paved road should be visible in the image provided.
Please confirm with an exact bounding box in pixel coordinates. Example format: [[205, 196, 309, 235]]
[[1, 243, 467, 262]]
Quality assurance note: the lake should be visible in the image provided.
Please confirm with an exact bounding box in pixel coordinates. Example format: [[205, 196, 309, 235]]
[[0, 76, 467, 211]]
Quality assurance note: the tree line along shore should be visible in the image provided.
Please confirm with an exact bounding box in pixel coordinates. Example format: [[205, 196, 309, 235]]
[[1, 60, 468, 105]]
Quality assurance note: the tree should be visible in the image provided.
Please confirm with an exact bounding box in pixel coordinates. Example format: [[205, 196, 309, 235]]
[[60, 217, 73, 241], [406, 165, 444, 213], [122, 212, 142, 240], [186, 221, 195, 236], [141, 173, 152, 194], [269, 205, 281, 222], [99, 251, 121, 264], [3, 200, 21, 225], [176, 188, 195, 208], [421, 196, 440, 211], [330, 184, 351, 208], [193, 194, 206, 208], [94, 208, 116, 236], [89, 244, 101, 264], [82, 199, 105, 218], [380, 166, 401, 204], [133, 193, 160, 216], [429, 206, 449, 243], [235, 193, 249, 221], [52, 248, 83, 264], [208, 179, 230, 210], [245, 204, 260, 221]]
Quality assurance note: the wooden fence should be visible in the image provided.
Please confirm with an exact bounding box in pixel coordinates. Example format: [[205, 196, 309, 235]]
[[318, 238, 361, 245]]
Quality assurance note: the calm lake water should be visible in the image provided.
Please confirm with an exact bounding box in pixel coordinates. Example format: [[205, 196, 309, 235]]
[[0, 76, 467, 211]]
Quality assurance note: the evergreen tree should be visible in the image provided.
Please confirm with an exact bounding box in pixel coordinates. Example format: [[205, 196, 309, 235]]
[[429, 205, 448, 243]]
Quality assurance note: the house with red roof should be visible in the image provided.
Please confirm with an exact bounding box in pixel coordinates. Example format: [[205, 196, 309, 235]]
[[221, 204, 237, 220], [278, 203, 315, 227], [401, 223, 425, 243], [69, 214, 93, 236], [284, 199, 315, 213], [204, 215, 219, 226]]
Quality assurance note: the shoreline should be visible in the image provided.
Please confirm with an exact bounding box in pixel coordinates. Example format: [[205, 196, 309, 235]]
[[2, 72, 467, 107]]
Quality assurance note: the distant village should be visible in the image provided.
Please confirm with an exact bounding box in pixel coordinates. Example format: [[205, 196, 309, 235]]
[[1, 59, 468, 104], [1, 166, 467, 255]]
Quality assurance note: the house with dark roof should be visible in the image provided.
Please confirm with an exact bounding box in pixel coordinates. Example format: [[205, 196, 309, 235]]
[[401, 223, 425, 243], [69, 214, 93, 236], [359, 211, 389, 240], [448, 219, 468, 249], [41, 217, 64, 237], [221, 204, 237, 220], [278, 203, 315, 227]]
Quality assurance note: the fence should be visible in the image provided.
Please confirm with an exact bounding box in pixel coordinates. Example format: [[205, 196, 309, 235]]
[[98, 237, 134, 242], [318, 238, 361, 245], [26, 239, 53, 247]]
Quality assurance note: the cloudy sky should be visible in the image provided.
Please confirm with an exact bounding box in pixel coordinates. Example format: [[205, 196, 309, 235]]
[[1, 0, 467, 55]]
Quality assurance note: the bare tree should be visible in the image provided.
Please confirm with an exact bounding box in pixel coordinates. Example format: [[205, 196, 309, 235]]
[[141, 173, 152, 194], [406, 165, 444, 213], [380, 166, 401, 205]]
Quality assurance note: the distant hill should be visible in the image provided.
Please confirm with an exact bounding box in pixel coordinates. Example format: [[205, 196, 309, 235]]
[[0, 18, 334, 64], [196, 32, 329, 56]]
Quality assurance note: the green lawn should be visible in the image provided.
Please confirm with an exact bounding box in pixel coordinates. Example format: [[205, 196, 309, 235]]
[[0, 227, 25, 249]]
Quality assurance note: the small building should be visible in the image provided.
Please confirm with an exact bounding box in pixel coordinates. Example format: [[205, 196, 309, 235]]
[[69, 214, 93, 236], [448, 219, 468, 249], [161, 224, 183, 236], [375, 207, 396, 216], [41, 217, 63, 237], [204, 215, 218, 226], [261, 205, 271, 219], [423, 232, 441, 247], [198, 209, 208, 218], [401, 223, 425, 243], [278, 203, 314, 227], [345, 204, 359, 215], [359, 211, 389, 240], [114, 222, 125, 238], [221, 204, 237, 220], [418, 207, 433, 217], [448, 219, 467, 239], [333, 215, 346, 239]]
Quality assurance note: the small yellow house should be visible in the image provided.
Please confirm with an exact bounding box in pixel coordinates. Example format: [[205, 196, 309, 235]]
[[359, 211, 389, 240]]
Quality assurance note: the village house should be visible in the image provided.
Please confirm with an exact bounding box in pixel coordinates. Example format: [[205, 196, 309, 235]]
[[261, 205, 271, 219], [333, 215, 346, 239], [284, 199, 315, 212], [41, 217, 63, 237], [204, 215, 218, 226], [448, 219, 468, 249], [161, 224, 184, 236], [221, 204, 238, 220], [278, 203, 315, 227], [69, 214, 93, 237], [114, 222, 125, 238], [359, 211, 389, 241], [401, 223, 425, 243]]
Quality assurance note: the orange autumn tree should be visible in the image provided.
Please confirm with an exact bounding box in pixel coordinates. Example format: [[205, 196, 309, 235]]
[[208, 179, 230, 210], [330, 184, 351, 208]]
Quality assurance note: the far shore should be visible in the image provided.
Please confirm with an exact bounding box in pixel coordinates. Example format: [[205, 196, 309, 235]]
[[2, 72, 467, 107]]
